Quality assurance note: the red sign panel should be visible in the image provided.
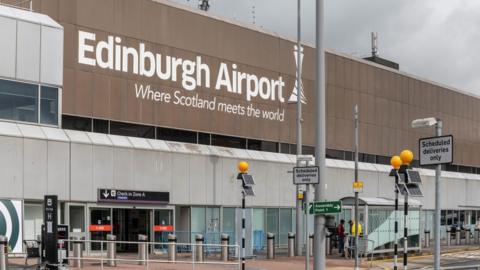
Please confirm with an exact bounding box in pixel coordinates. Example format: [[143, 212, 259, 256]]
[[89, 225, 112, 232], [153, 225, 174, 232]]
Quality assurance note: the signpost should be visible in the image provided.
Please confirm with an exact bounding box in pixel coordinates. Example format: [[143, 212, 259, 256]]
[[293, 166, 320, 184], [98, 189, 169, 204], [43, 195, 58, 269], [419, 135, 453, 166], [307, 201, 342, 215]]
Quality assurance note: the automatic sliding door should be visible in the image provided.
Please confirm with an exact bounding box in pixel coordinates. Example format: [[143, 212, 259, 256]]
[[89, 208, 111, 251], [153, 209, 173, 252]]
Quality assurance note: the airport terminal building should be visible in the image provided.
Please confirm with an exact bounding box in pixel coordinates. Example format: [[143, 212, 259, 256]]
[[1, 0, 480, 254]]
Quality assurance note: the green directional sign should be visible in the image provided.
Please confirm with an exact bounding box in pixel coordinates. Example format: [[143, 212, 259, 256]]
[[306, 201, 342, 215]]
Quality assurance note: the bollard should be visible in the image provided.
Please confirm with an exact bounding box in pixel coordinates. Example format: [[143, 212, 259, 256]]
[[475, 228, 480, 245], [0, 235, 8, 270], [72, 237, 83, 268], [309, 234, 314, 257], [424, 230, 430, 248], [195, 234, 204, 262], [106, 234, 116, 267], [466, 229, 471, 245], [326, 233, 331, 255], [267, 233, 275, 259], [287, 232, 295, 257], [446, 228, 451, 246], [168, 234, 177, 262], [138, 234, 148, 265], [456, 230, 461, 245], [220, 234, 229, 262]]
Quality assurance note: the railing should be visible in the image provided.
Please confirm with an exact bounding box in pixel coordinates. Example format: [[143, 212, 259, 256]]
[[59, 238, 240, 270]]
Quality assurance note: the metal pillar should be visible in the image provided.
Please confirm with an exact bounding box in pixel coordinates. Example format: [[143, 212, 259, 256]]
[[241, 193, 246, 269], [137, 234, 148, 265], [295, 0, 304, 258], [106, 234, 116, 267], [0, 236, 8, 270], [424, 231, 430, 248], [288, 232, 295, 257], [168, 234, 177, 262], [394, 171, 399, 270], [403, 193, 409, 270], [314, 0, 326, 270], [267, 233, 275, 259], [221, 234, 229, 262], [434, 121, 442, 270], [353, 104, 359, 270], [195, 234, 204, 262]]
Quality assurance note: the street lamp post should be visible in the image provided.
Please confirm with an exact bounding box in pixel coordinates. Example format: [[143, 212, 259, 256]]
[[412, 117, 442, 270], [399, 150, 414, 270], [390, 155, 403, 270]]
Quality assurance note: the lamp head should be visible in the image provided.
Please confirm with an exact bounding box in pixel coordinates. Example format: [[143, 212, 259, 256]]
[[238, 161, 249, 173], [411, 117, 438, 128], [400, 150, 414, 165], [390, 155, 402, 170]]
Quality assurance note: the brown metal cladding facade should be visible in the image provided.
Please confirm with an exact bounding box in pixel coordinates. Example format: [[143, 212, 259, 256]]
[[15, 0, 480, 167]]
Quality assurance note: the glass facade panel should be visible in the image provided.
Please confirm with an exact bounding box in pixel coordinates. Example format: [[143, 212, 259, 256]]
[[191, 207, 206, 241], [211, 134, 246, 149], [62, 115, 92, 131], [110, 121, 155, 138], [24, 204, 43, 241], [0, 79, 38, 123], [69, 205, 85, 233], [206, 207, 220, 233], [222, 208, 236, 244], [93, 119, 109, 134], [253, 209, 265, 251], [40, 86, 58, 125], [157, 127, 197, 143], [266, 209, 279, 246], [279, 209, 292, 246]]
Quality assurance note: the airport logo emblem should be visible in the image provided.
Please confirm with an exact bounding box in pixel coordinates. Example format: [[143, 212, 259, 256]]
[[288, 45, 307, 104], [0, 200, 22, 253]]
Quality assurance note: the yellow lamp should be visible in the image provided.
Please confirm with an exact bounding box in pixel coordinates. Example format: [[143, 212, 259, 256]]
[[390, 155, 402, 169], [400, 149, 414, 165], [238, 161, 249, 173]]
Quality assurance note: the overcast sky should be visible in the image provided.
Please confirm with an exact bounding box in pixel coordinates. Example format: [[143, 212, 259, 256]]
[[170, 0, 480, 95]]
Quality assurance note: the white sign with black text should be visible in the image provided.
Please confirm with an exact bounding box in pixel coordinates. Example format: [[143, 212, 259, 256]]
[[293, 166, 320, 185], [419, 135, 453, 166]]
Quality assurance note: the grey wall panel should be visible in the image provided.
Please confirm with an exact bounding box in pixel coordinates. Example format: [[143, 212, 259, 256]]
[[0, 17, 16, 79], [278, 163, 295, 207], [170, 153, 189, 204], [220, 158, 241, 207], [443, 177, 466, 208], [188, 155, 208, 205], [155, 151, 173, 194], [16, 21, 40, 82], [23, 139, 47, 199], [112, 147, 134, 190], [250, 160, 268, 207], [210, 155, 223, 205], [40, 26, 63, 86], [46, 141, 69, 200], [132, 149, 159, 191], [0, 136, 23, 199], [92, 145, 113, 191], [70, 143, 93, 201]]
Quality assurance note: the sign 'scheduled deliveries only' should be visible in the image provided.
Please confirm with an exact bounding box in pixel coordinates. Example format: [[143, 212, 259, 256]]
[[77, 30, 306, 122]]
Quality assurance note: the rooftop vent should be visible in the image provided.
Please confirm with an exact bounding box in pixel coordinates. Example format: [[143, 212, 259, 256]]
[[363, 32, 399, 70]]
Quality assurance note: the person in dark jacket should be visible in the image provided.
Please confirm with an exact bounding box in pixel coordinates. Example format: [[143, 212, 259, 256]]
[[337, 219, 345, 256]]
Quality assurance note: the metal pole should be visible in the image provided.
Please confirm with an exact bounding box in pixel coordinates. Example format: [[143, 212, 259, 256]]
[[306, 184, 310, 270], [242, 193, 246, 270], [394, 172, 399, 270], [404, 193, 408, 270], [314, 0, 326, 269], [295, 0, 304, 257], [434, 121, 442, 270], [354, 104, 359, 270]]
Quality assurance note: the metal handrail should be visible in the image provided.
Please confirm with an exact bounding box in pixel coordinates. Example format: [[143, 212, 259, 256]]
[[59, 238, 241, 270]]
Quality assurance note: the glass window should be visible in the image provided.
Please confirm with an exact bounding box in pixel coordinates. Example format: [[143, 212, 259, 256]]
[[40, 86, 58, 125], [471, 210, 476, 225], [222, 207, 236, 237], [266, 208, 279, 245], [453, 210, 459, 225], [110, 121, 155, 139], [69, 205, 85, 233], [93, 119, 109, 134], [89, 208, 111, 250], [344, 151, 354, 161], [302, 146, 315, 156], [459, 210, 465, 224], [279, 209, 292, 246], [0, 79, 38, 123], [253, 209, 265, 251], [376, 155, 390, 165], [198, 132, 210, 145], [280, 143, 290, 154], [191, 207, 206, 236], [326, 149, 344, 160], [247, 139, 278, 153], [441, 210, 446, 226], [62, 115, 92, 131], [206, 207, 220, 233], [211, 134, 246, 149], [157, 127, 197, 143], [24, 204, 43, 241]]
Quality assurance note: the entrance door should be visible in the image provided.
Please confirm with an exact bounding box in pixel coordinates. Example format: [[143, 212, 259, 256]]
[[113, 208, 150, 252]]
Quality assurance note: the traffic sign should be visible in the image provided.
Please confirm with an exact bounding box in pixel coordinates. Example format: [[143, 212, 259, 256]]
[[307, 201, 342, 215], [353, 181, 364, 193], [419, 135, 453, 166], [293, 166, 320, 184]]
